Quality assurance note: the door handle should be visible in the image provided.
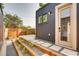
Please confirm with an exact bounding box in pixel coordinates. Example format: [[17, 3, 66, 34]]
[[58, 27, 61, 32]]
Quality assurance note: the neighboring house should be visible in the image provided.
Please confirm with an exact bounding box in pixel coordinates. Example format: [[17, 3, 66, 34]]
[[0, 6, 4, 52], [36, 3, 79, 51], [20, 28, 36, 35], [7, 20, 21, 40], [8, 28, 18, 40], [7, 27, 35, 39]]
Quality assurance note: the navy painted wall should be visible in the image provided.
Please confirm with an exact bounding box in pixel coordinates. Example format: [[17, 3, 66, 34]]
[[36, 3, 59, 43]]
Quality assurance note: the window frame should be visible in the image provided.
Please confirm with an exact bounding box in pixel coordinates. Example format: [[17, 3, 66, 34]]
[[38, 13, 48, 24]]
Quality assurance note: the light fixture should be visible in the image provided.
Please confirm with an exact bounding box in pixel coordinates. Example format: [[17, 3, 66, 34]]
[[48, 11, 53, 15]]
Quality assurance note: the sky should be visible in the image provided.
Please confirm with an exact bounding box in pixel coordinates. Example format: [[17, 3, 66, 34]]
[[3, 3, 39, 28]]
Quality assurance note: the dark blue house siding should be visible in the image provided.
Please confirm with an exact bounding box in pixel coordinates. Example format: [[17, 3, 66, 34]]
[[36, 3, 60, 43]]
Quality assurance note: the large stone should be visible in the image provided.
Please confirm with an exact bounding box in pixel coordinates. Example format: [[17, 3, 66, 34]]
[[42, 42, 52, 47], [49, 45, 62, 51]]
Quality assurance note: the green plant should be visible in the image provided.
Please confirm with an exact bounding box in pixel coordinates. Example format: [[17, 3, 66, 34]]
[[19, 37, 34, 47], [16, 41, 23, 48], [29, 42, 34, 47], [19, 37, 28, 43], [4, 13, 23, 28], [22, 47, 28, 54], [39, 3, 45, 8]]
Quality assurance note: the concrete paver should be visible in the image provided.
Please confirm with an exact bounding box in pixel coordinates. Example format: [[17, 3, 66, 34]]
[[49, 45, 62, 51], [36, 41, 45, 44], [41, 42, 52, 47], [60, 48, 78, 56]]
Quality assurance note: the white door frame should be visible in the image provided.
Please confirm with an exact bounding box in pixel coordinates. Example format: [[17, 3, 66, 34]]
[[55, 3, 77, 50]]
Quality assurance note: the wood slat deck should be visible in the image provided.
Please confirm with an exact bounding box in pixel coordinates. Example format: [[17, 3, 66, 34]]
[[18, 37, 63, 56]]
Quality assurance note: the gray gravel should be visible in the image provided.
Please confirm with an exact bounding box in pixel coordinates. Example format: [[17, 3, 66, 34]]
[[6, 44, 18, 56]]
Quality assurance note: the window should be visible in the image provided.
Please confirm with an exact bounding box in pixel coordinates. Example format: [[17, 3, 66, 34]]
[[60, 7, 71, 41], [38, 14, 48, 24], [61, 8, 70, 18], [43, 14, 47, 22], [38, 16, 42, 24]]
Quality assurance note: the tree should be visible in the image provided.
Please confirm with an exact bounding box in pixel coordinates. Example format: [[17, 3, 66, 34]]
[[20, 25, 28, 30], [0, 3, 4, 15], [0, 3, 4, 8], [3, 13, 23, 28], [11, 15, 23, 28], [39, 3, 45, 8]]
